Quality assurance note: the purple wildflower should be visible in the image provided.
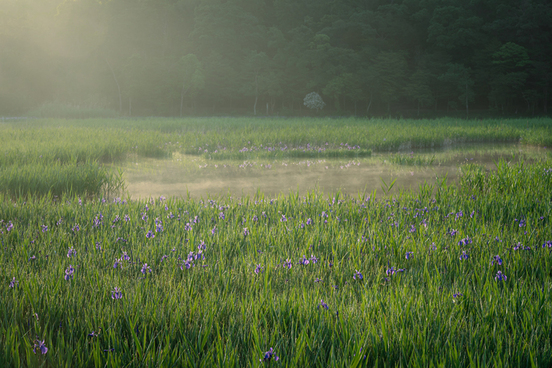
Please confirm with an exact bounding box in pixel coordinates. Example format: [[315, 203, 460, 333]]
[[64, 265, 75, 280], [254, 264, 263, 275], [405, 251, 414, 260], [310, 255, 318, 264], [260, 347, 279, 363], [6, 221, 14, 232], [283, 258, 292, 269], [542, 241, 552, 249], [495, 271, 507, 281], [492, 255, 503, 266], [386, 267, 396, 276], [306, 218, 313, 225], [146, 230, 155, 239], [33, 339, 48, 355], [315, 278, 323, 283], [72, 224, 80, 232], [9, 277, 18, 288], [243, 228, 249, 237], [459, 251, 469, 260], [111, 287, 122, 299], [318, 299, 329, 310], [353, 270, 363, 280], [41, 225, 48, 233], [113, 258, 121, 269], [67, 247, 76, 258], [409, 225, 416, 233], [219, 212, 225, 220], [298, 255, 309, 266], [280, 214, 287, 222], [141, 263, 152, 274], [28, 255, 36, 261]]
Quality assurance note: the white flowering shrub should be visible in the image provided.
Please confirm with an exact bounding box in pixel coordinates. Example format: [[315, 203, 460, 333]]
[[303, 92, 326, 111]]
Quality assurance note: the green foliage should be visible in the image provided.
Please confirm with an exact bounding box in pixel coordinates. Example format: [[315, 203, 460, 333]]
[[1, 159, 552, 366], [2, 0, 551, 116]]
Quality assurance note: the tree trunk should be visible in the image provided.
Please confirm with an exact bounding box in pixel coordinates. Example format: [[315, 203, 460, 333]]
[[104, 57, 122, 114], [366, 93, 373, 115], [544, 81, 549, 114], [465, 82, 469, 118], [253, 74, 258, 116], [180, 84, 190, 117]]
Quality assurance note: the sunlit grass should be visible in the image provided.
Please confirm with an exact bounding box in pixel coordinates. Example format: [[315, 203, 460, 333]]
[[1, 159, 551, 367]]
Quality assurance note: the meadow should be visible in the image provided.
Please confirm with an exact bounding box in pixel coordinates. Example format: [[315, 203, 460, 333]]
[[1, 117, 552, 367]]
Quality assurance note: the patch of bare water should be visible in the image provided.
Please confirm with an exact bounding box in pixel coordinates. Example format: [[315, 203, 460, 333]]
[[120, 143, 550, 199]]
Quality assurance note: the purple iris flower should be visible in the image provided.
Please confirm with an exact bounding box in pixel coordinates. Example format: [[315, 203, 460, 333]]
[[405, 251, 414, 260], [495, 271, 507, 281], [543, 241, 552, 249], [243, 228, 249, 237], [33, 339, 48, 355], [219, 212, 225, 220], [315, 278, 323, 283], [64, 265, 75, 280], [492, 255, 503, 266], [72, 224, 80, 232], [386, 267, 396, 276], [29, 255, 36, 261], [146, 230, 155, 239], [318, 299, 329, 310], [67, 247, 76, 258], [353, 270, 363, 280], [141, 263, 152, 274], [310, 255, 318, 264], [111, 287, 122, 299], [306, 218, 313, 225], [121, 251, 130, 261], [9, 277, 18, 288], [254, 264, 263, 274], [41, 225, 48, 233], [459, 251, 469, 260], [124, 215, 130, 222], [409, 225, 416, 233], [458, 237, 472, 246], [88, 331, 99, 337], [6, 221, 14, 232], [260, 347, 279, 363], [283, 259, 292, 269], [113, 258, 121, 269], [280, 215, 287, 222]]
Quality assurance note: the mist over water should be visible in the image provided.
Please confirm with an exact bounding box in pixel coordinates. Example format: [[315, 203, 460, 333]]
[[122, 144, 547, 199]]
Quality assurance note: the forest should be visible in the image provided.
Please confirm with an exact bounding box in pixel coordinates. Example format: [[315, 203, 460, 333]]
[[1, 0, 551, 117]]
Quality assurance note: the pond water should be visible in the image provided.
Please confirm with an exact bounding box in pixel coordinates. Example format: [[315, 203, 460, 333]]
[[120, 144, 550, 199]]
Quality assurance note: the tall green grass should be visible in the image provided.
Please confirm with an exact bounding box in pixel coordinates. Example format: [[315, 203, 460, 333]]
[[1, 159, 551, 367]]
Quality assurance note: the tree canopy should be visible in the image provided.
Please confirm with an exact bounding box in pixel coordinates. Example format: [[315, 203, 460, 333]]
[[1, 0, 551, 116]]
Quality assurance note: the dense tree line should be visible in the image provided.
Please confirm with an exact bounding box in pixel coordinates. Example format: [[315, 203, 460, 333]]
[[1, 0, 551, 117]]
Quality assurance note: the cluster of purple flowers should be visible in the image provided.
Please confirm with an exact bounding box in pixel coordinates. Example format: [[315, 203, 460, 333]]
[[64, 265, 75, 280], [33, 339, 48, 355], [141, 263, 152, 274], [260, 348, 279, 363], [111, 287, 122, 299], [318, 299, 329, 310], [386, 266, 405, 276], [67, 247, 76, 258], [458, 236, 472, 246]]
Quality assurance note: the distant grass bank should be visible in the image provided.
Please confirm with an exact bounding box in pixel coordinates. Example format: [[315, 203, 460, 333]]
[[1, 117, 551, 197]]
